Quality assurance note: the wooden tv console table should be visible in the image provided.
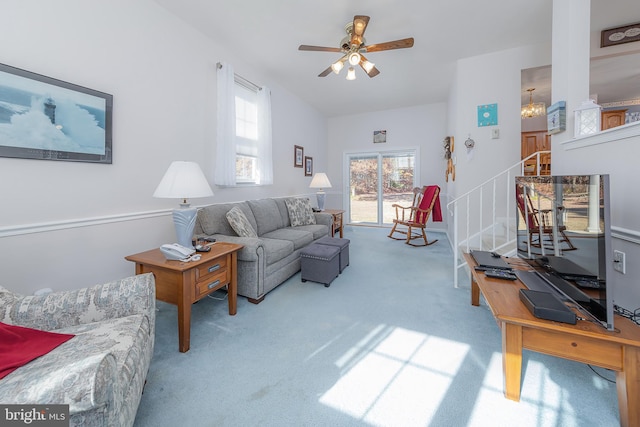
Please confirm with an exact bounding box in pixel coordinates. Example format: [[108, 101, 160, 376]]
[[464, 253, 640, 427]]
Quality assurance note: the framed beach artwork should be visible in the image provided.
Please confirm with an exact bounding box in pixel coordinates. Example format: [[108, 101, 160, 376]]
[[0, 62, 113, 164]]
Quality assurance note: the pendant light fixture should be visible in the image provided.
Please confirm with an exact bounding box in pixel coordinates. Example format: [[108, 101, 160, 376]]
[[521, 88, 546, 118]]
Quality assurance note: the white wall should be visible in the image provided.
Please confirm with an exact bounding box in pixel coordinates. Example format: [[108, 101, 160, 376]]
[[0, 0, 326, 294], [326, 104, 448, 230], [449, 43, 552, 200]]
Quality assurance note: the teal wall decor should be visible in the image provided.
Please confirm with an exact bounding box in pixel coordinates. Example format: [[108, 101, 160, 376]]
[[477, 103, 498, 127]]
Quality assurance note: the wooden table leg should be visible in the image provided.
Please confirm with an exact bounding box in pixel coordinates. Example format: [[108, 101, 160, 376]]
[[228, 252, 238, 316], [616, 345, 640, 427], [471, 275, 480, 306], [177, 275, 191, 353], [502, 322, 523, 401]]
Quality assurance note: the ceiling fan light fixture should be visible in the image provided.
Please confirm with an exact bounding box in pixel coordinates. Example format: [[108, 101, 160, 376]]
[[362, 59, 375, 73], [346, 67, 356, 80], [331, 59, 344, 74], [348, 52, 361, 66]]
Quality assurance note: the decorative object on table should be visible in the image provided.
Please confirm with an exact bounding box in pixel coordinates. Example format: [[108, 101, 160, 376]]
[[547, 101, 566, 134], [0, 62, 113, 164], [443, 136, 455, 182], [304, 156, 313, 176], [153, 161, 214, 248], [294, 145, 304, 167], [309, 172, 332, 211], [601, 22, 640, 48], [373, 130, 387, 143], [477, 103, 498, 127], [574, 99, 602, 137], [298, 15, 413, 80], [521, 88, 546, 119]]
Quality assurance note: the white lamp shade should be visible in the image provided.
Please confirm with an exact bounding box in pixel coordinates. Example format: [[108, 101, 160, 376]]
[[153, 161, 214, 200], [310, 173, 332, 189]]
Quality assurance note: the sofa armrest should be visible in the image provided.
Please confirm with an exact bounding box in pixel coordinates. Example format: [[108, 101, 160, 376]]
[[0, 351, 117, 414], [314, 212, 333, 229], [0, 273, 155, 332], [198, 234, 265, 262]]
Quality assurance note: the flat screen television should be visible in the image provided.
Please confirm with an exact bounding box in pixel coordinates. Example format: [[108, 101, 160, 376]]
[[515, 174, 614, 331]]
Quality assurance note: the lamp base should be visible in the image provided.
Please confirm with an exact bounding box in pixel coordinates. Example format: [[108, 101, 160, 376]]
[[172, 207, 198, 248], [316, 192, 326, 211]]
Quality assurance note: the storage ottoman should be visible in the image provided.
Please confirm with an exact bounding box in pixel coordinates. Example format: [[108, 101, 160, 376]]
[[316, 236, 350, 273], [300, 243, 340, 287]]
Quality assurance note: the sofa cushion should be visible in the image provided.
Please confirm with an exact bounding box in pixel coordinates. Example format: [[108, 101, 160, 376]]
[[259, 238, 295, 265], [0, 322, 75, 379], [261, 228, 314, 250], [226, 206, 258, 237], [285, 198, 316, 226], [274, 198, 292, 227], [289, 224, 330, 240], [197, 202, 256, 236], [247, 199, 285, 236]]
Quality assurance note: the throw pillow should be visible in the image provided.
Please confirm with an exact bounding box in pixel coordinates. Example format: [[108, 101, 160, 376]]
[[226, 206, 257, 237], [285, 198, 316, 227]]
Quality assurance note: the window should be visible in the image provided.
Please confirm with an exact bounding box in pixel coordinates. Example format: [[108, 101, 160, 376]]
[[215, 62, 272, 186], [235, 82, 259, 183]]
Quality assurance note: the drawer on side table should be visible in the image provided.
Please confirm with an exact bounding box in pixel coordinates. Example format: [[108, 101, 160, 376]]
[[195, 255, 230, 298]]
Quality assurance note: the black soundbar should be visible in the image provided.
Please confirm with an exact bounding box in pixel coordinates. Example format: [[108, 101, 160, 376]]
[[519, 289, 577, 325]]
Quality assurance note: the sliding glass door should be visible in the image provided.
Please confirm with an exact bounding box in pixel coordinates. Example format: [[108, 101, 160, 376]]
[[347, 150, 417, 225]]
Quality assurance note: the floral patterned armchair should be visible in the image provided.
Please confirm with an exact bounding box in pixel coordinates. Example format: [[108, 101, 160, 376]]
[[0, 273, 156, 427]]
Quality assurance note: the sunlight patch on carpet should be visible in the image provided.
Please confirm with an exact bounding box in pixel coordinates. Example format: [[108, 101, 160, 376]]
[[319, 326, 469, 426], [467, 353, 578, 427]]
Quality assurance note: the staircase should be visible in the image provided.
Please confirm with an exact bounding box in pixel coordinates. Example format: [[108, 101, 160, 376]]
[[446, 151, 550, 287]]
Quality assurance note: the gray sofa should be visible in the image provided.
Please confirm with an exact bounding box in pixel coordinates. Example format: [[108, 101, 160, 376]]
[[0, 274, 155, 427], [194, 197, 332, 303]]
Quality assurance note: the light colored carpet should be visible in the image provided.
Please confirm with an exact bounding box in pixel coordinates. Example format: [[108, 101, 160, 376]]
[[134, 226, 619, 427]]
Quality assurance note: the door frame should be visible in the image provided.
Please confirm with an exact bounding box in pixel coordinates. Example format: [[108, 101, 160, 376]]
[[343, 147, 421, 226]]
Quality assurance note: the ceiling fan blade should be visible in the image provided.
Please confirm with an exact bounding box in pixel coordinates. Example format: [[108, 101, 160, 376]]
[[364, 37, 414, 53], [359, 54, 380, 78], [350, 15, 370, 47], [318, 66, 333, 77], [299, 45, 343, 53]]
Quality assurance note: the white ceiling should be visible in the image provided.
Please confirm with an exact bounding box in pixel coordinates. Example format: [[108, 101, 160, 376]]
[[153, 0, 640, 117]]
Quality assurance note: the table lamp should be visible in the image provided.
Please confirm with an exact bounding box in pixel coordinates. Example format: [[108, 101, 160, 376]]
[[153, 161, 213, 248], [309, 172, 332, 211]]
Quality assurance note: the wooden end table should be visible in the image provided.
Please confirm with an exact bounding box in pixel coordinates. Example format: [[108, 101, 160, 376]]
[[323, 209, 345, 238], [126, 242, 243, 353]]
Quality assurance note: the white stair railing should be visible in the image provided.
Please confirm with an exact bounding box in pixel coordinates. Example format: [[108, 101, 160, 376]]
[[447, 151, 550, 287]]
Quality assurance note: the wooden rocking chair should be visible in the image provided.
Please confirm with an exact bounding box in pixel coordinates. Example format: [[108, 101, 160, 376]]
[[516, 183, 576, 251], [388, 185, 441, 246]]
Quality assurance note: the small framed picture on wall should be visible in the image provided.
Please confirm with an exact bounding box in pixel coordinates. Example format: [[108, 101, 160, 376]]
[[305, 156, 313, 176], [294, 145, 304, 167]]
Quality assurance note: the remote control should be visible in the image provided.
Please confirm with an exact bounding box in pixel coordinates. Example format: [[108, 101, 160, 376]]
[[485, 269, 517, 280]]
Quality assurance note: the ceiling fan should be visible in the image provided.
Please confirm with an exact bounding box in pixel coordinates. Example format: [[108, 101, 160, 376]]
[[298, 15, 414, 79]]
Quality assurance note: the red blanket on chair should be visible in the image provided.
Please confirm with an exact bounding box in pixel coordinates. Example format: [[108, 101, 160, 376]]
[[0, 322, 74, 379], [417, 185, 442, 223]]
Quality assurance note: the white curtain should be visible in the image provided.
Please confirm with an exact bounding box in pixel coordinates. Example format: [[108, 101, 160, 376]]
[[215, 62, 236, 186], [256, 86, 273, 185]]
